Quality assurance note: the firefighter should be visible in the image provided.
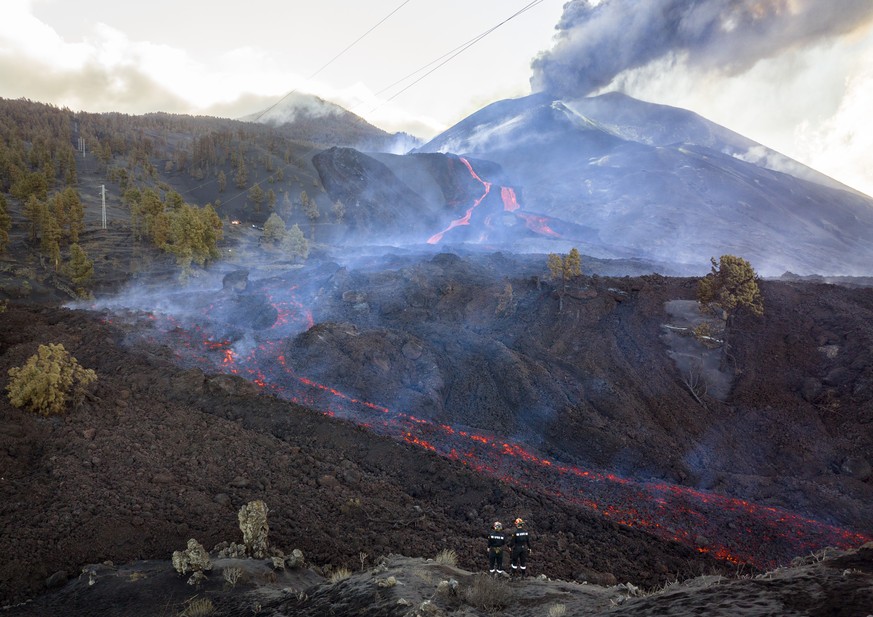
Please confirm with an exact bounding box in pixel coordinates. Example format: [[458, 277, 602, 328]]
[[509, 517, 531, 577], [487, 521, 507, 575]]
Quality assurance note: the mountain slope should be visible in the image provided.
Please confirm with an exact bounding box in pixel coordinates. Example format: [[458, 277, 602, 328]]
[[243, 92, 420, 152], [418, 93, 873, 275]]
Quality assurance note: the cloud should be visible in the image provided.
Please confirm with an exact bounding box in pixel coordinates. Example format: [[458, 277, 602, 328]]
[[795, 58, 873, 196], [0, 2, 302, 115], [0, 1, 440, 139], [1, 2, 208, 113], [531, 0, 873, 98]]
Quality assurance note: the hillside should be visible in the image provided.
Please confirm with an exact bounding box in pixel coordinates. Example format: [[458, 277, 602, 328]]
[[1, 97, 872, 616], [242, 91, 420, 153]]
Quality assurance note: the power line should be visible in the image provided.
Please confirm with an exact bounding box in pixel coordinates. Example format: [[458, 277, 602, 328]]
[[366, 0, 545, 111], [181, 2, 546, 206], [252, 0, 414, 123]]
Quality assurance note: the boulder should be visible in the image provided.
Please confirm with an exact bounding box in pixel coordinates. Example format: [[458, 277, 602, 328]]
[[222, 270, 249, 292], [286, 548, 305, 569], [841, 456, 872, 482]]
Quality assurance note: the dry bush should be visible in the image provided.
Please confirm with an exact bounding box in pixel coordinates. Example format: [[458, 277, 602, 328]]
[[375, 575, 397, 588], [222, 566, 242, 589], [6, 343, 97, 415], [462, 573, 514, 613], [548, 604, 567, 617], [330, 567, 352, 583], [434, 548, 458, 567], [178, 596, 214, 617]]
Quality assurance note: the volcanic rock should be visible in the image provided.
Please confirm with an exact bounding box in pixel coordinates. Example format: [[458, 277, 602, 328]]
[[44, 571, 68, 590], [285, 548, 305, 569], [824, 367, 852, 387], [238, 500, 270, 559], [841, 456, 872, 482], [151, 472, 174, 484], [171, 539, 213, 576], [222, 270, 249, 292]]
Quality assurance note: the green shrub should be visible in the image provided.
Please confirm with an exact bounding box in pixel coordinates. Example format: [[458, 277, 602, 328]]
[[7, 343, 97, 415]]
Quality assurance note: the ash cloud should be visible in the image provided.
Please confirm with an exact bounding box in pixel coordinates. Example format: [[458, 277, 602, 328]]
[[531, 0, 873, 99]]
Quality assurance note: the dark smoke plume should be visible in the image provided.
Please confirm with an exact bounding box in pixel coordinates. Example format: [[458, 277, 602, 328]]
[[531, 0, 873, 98]]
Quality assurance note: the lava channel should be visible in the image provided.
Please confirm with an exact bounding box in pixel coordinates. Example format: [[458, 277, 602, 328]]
[[108, 288, 872, 569]]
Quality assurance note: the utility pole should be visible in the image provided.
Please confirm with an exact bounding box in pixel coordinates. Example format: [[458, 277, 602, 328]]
[[101, 184, 107, 229]]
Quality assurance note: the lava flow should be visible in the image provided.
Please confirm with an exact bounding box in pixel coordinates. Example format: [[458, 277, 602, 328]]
[[110, 282, 872, 570], [428, 158, 493, 244], [427, 157, 561, 244]]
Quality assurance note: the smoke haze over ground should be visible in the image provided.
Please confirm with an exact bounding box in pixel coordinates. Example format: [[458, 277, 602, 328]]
[[531, 0, 873, 97]]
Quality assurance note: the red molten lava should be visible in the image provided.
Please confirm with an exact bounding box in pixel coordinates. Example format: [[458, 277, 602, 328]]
[[515, 212, 561, 238], [114, 287, 872, 570], [500, 187, 520, 212], [428, 158, 492, 244], [428, 157, 563, 244]]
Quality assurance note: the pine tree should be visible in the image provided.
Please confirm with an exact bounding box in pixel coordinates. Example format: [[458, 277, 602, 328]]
[[547, 248, 583, 313], [249, 184, 265, 212], [24, 194, 45, 242], [301, 191, 319, 239], [697, 255, 763, 319], [331, 200, 346, 224], [281, 223, 309, 261], [6, 343, 97, 415], [66, 243, 94, 296], [697, 254, 764, 369], [262, 213, 286, 244]]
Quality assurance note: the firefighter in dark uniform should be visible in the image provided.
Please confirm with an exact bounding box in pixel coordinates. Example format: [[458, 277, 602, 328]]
[[509, 518, 531, 577], [487, 521, 507, 575]]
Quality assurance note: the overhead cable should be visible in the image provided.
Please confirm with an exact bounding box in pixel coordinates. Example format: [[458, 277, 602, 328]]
[[252, 0, 414, 122], [370, 0, 545, 109]]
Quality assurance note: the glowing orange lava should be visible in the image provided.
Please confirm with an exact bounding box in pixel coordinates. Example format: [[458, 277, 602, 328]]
[[118, 288, 872, 570], [427, 156, 562, 244]]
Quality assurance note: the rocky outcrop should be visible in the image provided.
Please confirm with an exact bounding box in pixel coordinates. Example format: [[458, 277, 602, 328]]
[[172, 539, 213, 585], [238, 500, 270, 559]]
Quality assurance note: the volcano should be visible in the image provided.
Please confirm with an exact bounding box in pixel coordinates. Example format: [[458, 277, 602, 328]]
[[312, 147, 596, 248], [416, 92, 873, 275]]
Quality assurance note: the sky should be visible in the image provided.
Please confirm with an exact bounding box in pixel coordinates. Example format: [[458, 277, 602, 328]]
[[2, 0, 873, 196]]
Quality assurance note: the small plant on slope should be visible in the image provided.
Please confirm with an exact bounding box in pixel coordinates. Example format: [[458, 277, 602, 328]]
[[435, 548, 458, 567], [7, 343, 97, 415]]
